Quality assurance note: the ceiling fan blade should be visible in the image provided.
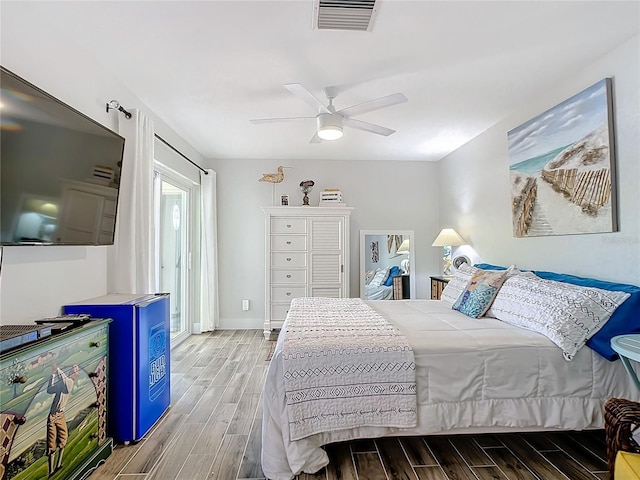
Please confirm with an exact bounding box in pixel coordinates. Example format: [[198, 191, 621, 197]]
[[284, 83, 329, 114], [309, 132, 322, 143], [250, 116, 315, 124], [338, 92, 407, 118], [343, 117, 396, 136]]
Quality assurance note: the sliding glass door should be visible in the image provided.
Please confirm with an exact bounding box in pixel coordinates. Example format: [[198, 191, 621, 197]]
[[154, 168, 193, 344]]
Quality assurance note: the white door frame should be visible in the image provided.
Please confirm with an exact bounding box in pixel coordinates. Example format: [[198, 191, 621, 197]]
[[154, 162, 198, 348]]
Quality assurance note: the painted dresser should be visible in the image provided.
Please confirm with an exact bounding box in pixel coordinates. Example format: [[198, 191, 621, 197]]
[[0, 320, 112, 480]]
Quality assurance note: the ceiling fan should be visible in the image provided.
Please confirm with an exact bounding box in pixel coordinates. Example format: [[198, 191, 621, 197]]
[[250, 83, 407, 142]]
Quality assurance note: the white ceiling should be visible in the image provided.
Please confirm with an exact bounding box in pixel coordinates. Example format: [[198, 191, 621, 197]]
[[17, 1, 640, 162]]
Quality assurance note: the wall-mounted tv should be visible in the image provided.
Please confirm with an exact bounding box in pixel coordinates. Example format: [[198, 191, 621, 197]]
[[1, 66, 125, 246]]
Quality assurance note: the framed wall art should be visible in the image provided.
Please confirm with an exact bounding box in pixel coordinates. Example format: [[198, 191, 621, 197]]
[[507, 78, 617, 237], [370, 241, 379, 263]]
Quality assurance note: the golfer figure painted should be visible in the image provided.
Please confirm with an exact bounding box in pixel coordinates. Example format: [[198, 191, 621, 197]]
[[46, 363, 80, 476]]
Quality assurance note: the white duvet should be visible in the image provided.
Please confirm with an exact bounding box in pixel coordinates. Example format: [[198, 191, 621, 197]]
[[364, 283, 394, 300], [261, 299, 640, 480]]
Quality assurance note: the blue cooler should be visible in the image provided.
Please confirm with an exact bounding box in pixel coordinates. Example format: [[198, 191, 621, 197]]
[[64, 293, 170, 443]]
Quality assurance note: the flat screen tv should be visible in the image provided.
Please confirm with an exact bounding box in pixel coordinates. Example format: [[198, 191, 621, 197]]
[[1, 66, 125, 246]]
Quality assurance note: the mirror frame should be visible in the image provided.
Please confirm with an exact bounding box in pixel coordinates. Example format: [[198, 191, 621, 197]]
[[359, 230, 416, 300]]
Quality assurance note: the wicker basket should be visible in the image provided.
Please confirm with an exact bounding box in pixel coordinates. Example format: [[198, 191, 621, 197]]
[[604, 397, 640, 480]]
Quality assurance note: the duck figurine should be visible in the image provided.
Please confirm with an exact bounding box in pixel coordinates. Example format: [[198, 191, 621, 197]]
[[259, 166, 286, 183]]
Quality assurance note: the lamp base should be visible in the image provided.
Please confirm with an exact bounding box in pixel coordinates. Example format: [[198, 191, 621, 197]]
[[442, 246, 452, 276]]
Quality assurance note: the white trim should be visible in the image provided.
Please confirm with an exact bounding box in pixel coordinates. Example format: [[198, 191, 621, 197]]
[[153, 164, 197, 345]]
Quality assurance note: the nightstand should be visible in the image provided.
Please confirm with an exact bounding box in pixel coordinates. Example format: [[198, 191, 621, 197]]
[[611, 335, 640, 391], [392, 275, 411, 300], [430, 275, 451, 300]]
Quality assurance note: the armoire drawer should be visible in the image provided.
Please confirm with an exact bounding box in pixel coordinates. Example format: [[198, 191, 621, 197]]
[[271, 269, 307, 284], [271, 217, 306, 234], [271, 286, 307, 302], [271, 304, 292, 321], [271, 252, 306, 268], [271, 235, 307, 251]]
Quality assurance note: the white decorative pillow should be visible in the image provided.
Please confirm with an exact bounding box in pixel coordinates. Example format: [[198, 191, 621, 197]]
[[369, 268, 388, 287], [491, 272, 631, 361], [483, 265, 522, 318], [440, 263, 479, 305], [364, 269, 376, 285]]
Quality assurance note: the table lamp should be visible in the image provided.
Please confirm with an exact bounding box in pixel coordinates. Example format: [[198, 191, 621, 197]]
[[396, 238, 410, 273], [432, 228, 465, 275]]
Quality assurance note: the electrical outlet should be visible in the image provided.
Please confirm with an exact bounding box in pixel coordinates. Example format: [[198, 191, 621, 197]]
[[242, 299, 250, 311]]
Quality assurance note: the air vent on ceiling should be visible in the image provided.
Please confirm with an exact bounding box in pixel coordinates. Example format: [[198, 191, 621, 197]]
[[313, 0, 379, 31]]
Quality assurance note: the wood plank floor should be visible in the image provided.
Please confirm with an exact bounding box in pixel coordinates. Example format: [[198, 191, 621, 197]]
[[88, 330, 610, 480]]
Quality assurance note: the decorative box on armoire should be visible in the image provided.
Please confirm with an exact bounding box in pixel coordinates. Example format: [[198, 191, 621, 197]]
[[262, 206, 353, 339], [64, 293, 170, 444], [0, 319, 112, 480]]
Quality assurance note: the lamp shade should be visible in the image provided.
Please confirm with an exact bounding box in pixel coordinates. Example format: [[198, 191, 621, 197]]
[[431, 228, 465, 247], [396, 238, 410, 254]]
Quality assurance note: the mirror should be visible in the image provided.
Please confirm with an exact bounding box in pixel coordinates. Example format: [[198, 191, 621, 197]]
[[360, 230, 415, 300]]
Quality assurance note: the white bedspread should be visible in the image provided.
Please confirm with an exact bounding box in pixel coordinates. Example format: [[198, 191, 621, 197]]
[[364, 283, 394, 300], [282, 297, 416, 440], [261, 299, 640, 480]]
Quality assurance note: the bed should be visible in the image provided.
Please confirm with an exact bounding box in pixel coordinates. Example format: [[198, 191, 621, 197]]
[[261, 268, 640, 480], [363, 282, 393, 300], [363, 265, 401, 300]]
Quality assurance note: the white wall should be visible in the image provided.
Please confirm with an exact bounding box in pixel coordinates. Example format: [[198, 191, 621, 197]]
[[438, 35, 640, 285], [0, 4, 205, 324], [205, 158, 440, 329]]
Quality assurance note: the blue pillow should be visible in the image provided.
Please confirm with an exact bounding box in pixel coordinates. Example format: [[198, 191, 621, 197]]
[[474, 263, 508, 270], [532, 270, 640, 361], [383, 266, 402, 286]]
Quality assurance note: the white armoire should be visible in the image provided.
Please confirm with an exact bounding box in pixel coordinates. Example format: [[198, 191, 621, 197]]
[[261, 206, 353, 339], [57, 179, 118, 244]]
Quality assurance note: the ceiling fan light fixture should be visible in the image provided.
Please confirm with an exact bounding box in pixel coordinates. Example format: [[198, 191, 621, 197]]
[[317, 113, 343, 140]]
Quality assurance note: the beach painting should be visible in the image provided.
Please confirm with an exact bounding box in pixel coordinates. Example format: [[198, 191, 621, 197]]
[[507, 78, 617, 237]]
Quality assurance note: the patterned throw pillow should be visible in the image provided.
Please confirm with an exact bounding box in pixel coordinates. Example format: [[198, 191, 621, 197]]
[[491, 273, 631, 361], [452, 269, 509, 318], [369, 268, 388, 287], [440, 263, 479, 305]]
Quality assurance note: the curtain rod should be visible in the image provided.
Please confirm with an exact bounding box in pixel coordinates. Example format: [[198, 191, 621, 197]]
[[154, 134, 208, 175], [106, 100, 207, 175]]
